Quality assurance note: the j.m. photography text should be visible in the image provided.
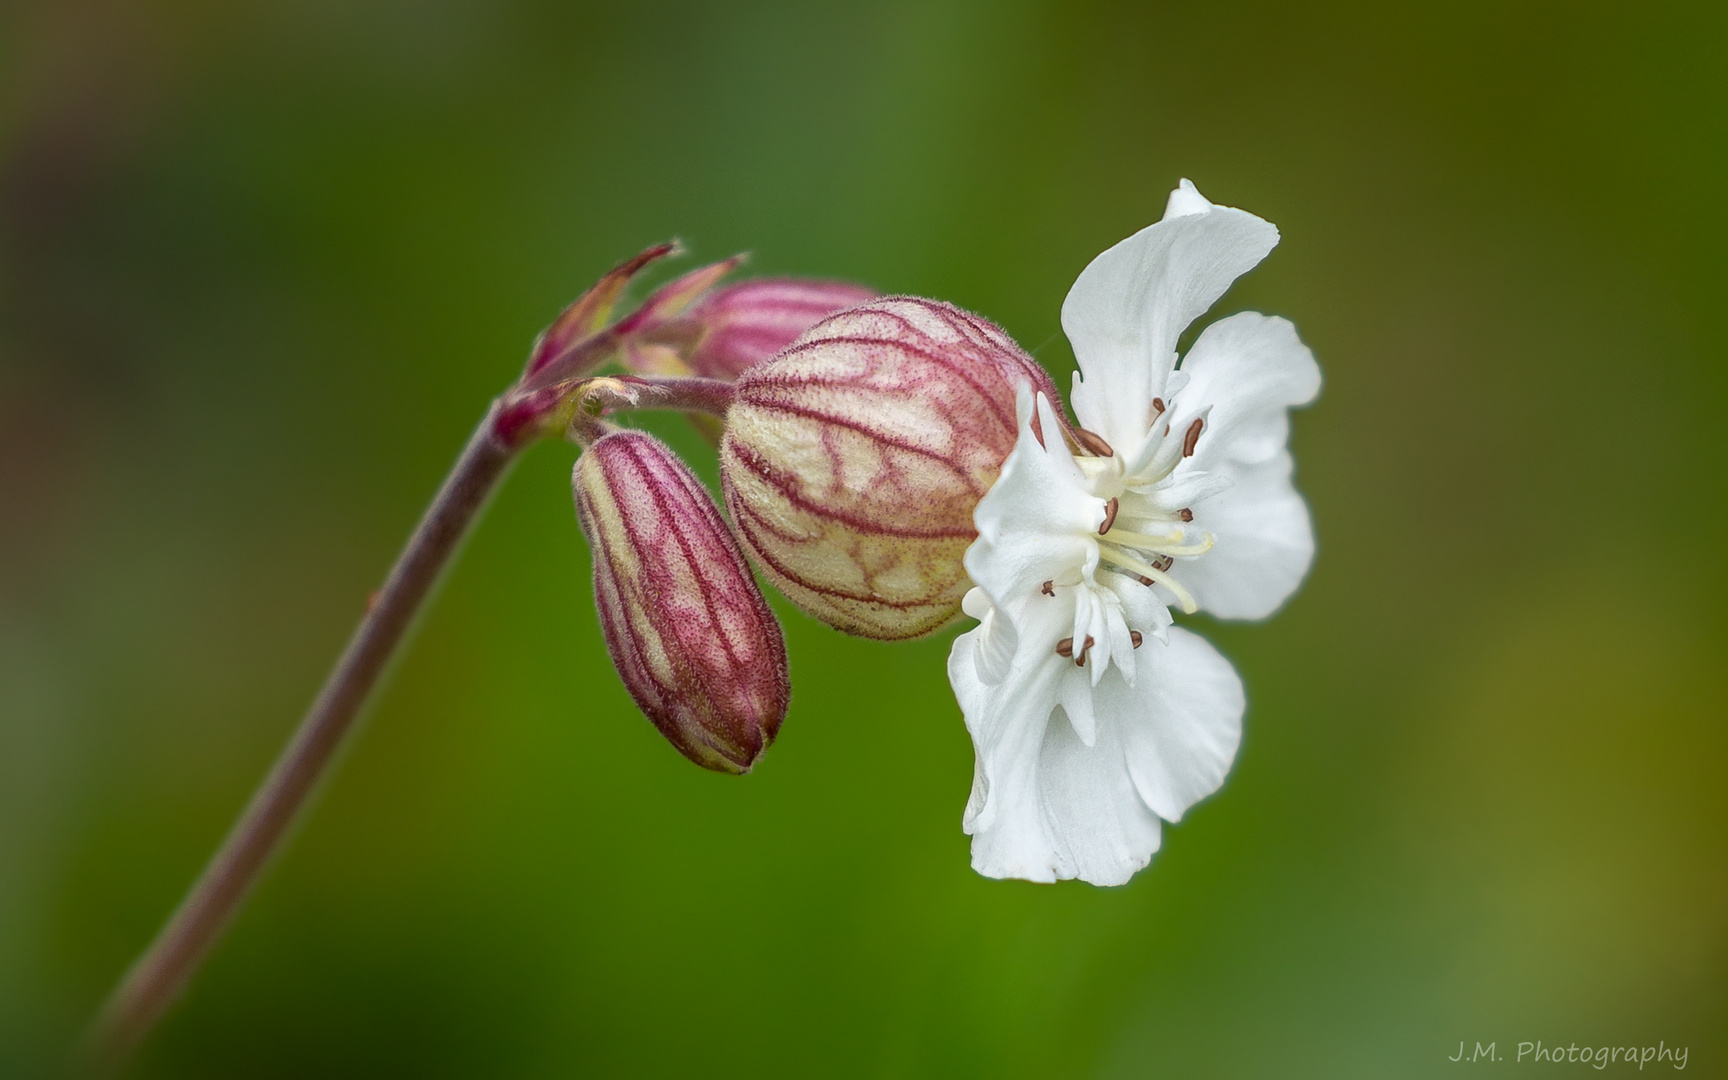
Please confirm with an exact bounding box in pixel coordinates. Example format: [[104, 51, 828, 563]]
[[1449, 1041, 1689, 1070]]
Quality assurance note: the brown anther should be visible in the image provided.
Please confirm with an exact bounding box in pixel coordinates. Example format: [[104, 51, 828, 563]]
[[1099, 497, 1119, 536], [1074, 635, 1095, 666], [1151, 554, 1174, 573], [1182, 417, 1204, 458], [1074, 427, 1114, 457], [1177, 508, 1193, 522], [1055, 635, 1096, 665], [1136, 574, 1155, 586], [1029, 407, 1046, 449], [1130, 630, 1143, 648], [1151, 397, 1166, 417], [1040, 579, 1055, 596]]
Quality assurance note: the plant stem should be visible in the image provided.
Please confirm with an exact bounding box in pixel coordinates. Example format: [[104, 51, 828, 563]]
[[617, 374, 736, 415], [568, 374, 736, 445], [84, 406, 519, 1074]]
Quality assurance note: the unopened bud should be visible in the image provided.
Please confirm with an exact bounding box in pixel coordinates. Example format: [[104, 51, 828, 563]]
[[682, 279, 878, 380], [574, 430, 790, 773], [720, 296, 1060, 639], [497, 242, 682, 447]]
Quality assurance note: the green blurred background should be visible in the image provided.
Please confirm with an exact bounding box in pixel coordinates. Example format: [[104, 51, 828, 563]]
[[3, 1, 1724, 1076]]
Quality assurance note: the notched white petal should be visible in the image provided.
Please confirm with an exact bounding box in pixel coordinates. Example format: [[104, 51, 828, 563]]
[[950, 626, 1064, 839], [963, 587, 1018, 685], [1178, 452, 1314, 620], [1033, 679, 1165, 886], [1178, 312, 1320, 470], [1057, 671, 1097, 747], [1063, 185, 1280, 452], [1117, 626, 1245, 823]]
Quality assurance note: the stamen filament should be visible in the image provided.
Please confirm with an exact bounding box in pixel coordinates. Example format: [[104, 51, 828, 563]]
[[1098, 548, 1199, 613], [1103, 527, 1181, 547], [1102, 529, 1215, 557]]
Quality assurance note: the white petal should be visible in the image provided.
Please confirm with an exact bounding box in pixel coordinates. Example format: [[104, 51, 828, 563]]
[[1138, 466, 1232, 508], [957, 648, 1167, 886], [951, 616, 1240, 886], [966, 391, 1103, 611], [1105, 572, 1173, 644], [1103, 600, 1138, 685], [1178, 312, 1320, 470], [961, 586, 992, 621], [1062, 185, 1280, 453], [1180, 452, 1314, 620], [950, 627, 1070, 880], [1114, 625, 1245, 823], [1057, 667, 1097, 746], [1035, 684, 1164, 886], [962, 586, 1017, 684]]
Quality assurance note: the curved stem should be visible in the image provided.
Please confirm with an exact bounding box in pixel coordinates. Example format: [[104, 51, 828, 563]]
[[568, 375, 736, 445], [612, 374, 735, 416], [83, 406, 520, 1075]]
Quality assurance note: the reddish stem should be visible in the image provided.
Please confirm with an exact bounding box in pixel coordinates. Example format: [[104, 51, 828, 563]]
[[83, 407, 519, 1075]]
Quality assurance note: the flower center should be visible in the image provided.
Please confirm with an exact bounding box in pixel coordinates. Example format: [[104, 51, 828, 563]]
[[1072, 401, 1213, 614]]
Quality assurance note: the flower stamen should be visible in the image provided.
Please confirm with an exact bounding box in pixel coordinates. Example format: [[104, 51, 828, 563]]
[[1099, 497, 1119, 535], [1097, 548, 1200, 613], [1182, 417, 1204, 457], [1055, 635, 1096, 665], [1101, 527, 1215, 558], [1073, 428, 1114, 457]]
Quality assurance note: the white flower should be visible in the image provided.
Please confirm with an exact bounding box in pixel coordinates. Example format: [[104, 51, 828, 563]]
[[948, 180, 1321, 885]]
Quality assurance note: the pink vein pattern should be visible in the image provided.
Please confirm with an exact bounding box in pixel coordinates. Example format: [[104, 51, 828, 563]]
[[687, 279, 880, 380], [574, 430, 790, 773], [722, 296, 1061, 639]]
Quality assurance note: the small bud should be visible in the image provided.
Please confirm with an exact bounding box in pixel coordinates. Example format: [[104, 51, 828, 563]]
[[682, 279, 878, 380], [526, 242, 680, 379], [574, 430, 790, 773], [496, 242, 682, 447], [721, 296, 1061, 639]]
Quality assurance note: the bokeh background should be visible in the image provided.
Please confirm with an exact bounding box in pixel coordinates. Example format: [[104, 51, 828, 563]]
[[3, 1, 1725, 1076]]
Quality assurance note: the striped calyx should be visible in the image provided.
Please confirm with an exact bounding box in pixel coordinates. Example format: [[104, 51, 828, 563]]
[[721, 296, 1061, 639], [683, 279, 879, 380], [573, 430, 790, 774]]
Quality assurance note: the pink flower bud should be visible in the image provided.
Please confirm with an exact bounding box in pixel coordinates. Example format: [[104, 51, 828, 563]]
[[574, 430, 790, 773], [720, 296, 1061, 640], [683, 279, 878, 380]]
